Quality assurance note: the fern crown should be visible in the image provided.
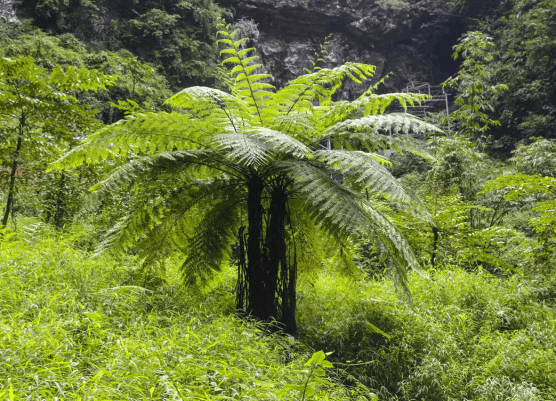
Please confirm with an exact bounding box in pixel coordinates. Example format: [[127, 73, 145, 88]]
[[51, 23, 440, 287]]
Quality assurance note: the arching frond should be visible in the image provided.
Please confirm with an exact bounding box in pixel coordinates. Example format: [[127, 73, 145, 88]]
[[315, 114, 438, 157], [120, 111, 232, 151], [212, 128, 311, 169], [95, 178, 242, 265], [49, 111, 234, 170], [95, 195, 166, 257], [267, 112, 317, 141], [278, 160, 419, 285], [212, 133, 273, 168], [180, 190, 244, 285], [328, 92, 429, 120], [165, 86, 253, 129], [217, 24, 277, 124], [248, 127, 311, 159], [277, 160, 372, 239], [275, 62, 377, 113], [314, 150, 417, 206], [324, 113, 441, 138], [89, 150, 229, 195], [360, 200, 421, 292], [138, 179, 243, 270]]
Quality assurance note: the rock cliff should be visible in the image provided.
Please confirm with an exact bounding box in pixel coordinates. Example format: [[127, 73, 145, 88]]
[[0, 0, 17, 21], [1, 0, 494, 91], [218, 0, 469, 89]]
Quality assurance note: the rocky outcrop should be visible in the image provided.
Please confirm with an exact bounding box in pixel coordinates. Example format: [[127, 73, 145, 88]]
[[218, 0, 468, 90], [4, 0, 483, 93], [0, 0, 18, 22]]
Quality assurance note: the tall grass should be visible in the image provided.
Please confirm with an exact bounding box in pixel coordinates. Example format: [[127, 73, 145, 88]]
[[298, 268, 556, 400], [3, 222, 554, 400], [0, 224, 374, 400]]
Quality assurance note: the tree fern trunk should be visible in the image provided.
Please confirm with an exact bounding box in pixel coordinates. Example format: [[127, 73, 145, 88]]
[[267, 185, 297, 335], [2, 117, 24, 228], [243, 177, 297, 334], [265, 186, 288, 329], [245, 175, 266, 317]]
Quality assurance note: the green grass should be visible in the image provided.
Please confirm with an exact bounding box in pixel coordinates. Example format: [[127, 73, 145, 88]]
[[2, 222, 555, 400], [0, 225, 374, 400], [298, 268, 556, 400]]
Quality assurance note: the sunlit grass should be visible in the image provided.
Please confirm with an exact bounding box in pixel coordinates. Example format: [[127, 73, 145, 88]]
[[3, 222, 554, 400], [298, 268, 556, 400], [0, 225, 373, 400]]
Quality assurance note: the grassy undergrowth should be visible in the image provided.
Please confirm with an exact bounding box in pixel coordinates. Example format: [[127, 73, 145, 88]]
[[0, 225, 373, 400], [2, 223, 555, 400], [298, 269, 556, 400]]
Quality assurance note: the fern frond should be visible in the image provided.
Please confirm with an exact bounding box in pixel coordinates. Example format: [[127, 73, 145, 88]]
[[217, 25, 277, 124], [314, 150, 405, 196], [95, 178, 241, 265], [212, 133, 273, 168], [49, 111, 236, 170], [137, 179, 243, 269], [278, 160, 419, 280], [180, 190, 244, 286], [361, 200, 421, 275], [89, 150, 230, 195], [315, 149, 432, 222], [276, 63, 377, 112], [329, 92, 429, 119], [359, 92, 428, 115], [324, 113, 440, 137], [248, 127, 311, 158], [95, 195, 167, 257], [212, 127, 311, 169], [165, 86, 253, 129], [315, 114, 438, 157], [267, 112, 317, 141], [277, 160, 371, 239]]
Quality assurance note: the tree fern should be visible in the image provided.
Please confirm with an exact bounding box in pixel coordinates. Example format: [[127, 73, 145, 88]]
[[51, 23, 440, 334]]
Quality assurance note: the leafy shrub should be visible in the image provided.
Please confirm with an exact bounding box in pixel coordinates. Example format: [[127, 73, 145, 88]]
[[298, 268, 556, 400]]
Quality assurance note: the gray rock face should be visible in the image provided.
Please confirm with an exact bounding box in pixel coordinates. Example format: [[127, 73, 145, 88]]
[[219, 0, 466, 90], [0, 0, 18, 22]]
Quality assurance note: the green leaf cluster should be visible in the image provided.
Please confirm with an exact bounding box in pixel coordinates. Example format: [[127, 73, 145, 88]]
[[442, 31, 508, 142]]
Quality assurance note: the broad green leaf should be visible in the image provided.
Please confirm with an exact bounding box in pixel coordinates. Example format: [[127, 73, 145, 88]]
[[305, 350, 326, 366]]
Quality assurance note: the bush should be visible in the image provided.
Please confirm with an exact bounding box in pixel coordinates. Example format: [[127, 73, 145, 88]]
[[298, 268, 556, 400]]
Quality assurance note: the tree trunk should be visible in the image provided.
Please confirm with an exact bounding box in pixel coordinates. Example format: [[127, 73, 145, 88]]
[[264, 186, 287, 326], [266, 185, 297, 334], [238, 176, 297, 334], [54, 172, 66, 230], [431, 224, 439, 267], [245, 175, 266, 317], [2, 117, 24, 228]]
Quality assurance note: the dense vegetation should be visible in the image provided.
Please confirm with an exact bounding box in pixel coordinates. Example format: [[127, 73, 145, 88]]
[[1, 0, 555, 399]]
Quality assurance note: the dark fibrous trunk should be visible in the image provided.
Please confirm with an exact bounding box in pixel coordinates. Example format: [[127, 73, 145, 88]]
[[54, 172, 66, 230], [242, 175, 265, 315], [236, 176, 298, 334], [268, 185, 297, 335], [2, 118, 24, 228]]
